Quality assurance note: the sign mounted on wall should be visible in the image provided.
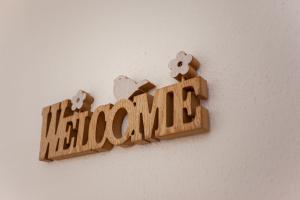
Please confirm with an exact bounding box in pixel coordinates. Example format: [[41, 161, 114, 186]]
[[39, 51, 209, 161]]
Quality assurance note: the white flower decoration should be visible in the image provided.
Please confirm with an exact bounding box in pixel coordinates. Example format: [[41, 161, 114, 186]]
[[71, 90, 93, 111], [168, 51, 199, 81]]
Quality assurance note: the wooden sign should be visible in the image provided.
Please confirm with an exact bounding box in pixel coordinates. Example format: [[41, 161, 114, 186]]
[[39, 51, 209, 161]]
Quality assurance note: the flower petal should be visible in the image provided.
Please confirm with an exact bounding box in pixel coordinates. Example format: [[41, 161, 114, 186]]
[[182, 54, 192, 64], [180, 64, 190, 74], [76, 90, 83, 97], [176, 51, 187, 60], [171, 69, 178, 78], [71, 104, 77, 111], [71, 96, 78, 104], [77, 101, 83, 109], [168, 59, 178, 69], [81, 92, 87, 101]]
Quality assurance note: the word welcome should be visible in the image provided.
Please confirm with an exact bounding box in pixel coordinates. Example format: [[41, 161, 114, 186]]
[[39, 76, 209, 161]]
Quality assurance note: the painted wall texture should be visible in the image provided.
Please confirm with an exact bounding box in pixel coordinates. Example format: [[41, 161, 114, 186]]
[[0, 0, 299, 199]]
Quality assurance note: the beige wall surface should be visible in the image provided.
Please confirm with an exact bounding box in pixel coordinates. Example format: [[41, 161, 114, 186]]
[[0, 0, 299, 199]]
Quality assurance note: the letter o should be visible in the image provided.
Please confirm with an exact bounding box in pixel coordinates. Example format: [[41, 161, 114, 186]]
[[107, 99, 135, 146], [89, 104, 113, 152]]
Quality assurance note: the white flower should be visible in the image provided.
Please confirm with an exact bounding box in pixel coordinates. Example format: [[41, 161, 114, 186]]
[[71, 90, 93, 111], [168, 51, 199, 81]]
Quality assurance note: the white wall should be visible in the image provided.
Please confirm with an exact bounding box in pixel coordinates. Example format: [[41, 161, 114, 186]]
[[1, 0, 299, 199]]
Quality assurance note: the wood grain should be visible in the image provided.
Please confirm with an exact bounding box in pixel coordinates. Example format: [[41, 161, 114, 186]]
[[39, 76, 209, 161]]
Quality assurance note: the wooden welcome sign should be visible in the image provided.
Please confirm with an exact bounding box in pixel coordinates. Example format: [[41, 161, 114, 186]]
[[39, 51, 209, 161]]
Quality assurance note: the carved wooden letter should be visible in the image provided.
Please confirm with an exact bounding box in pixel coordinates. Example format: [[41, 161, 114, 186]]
[[39, 100, 72, 161], [106, 99, 136, 147], [89, 104, 113, 152]]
